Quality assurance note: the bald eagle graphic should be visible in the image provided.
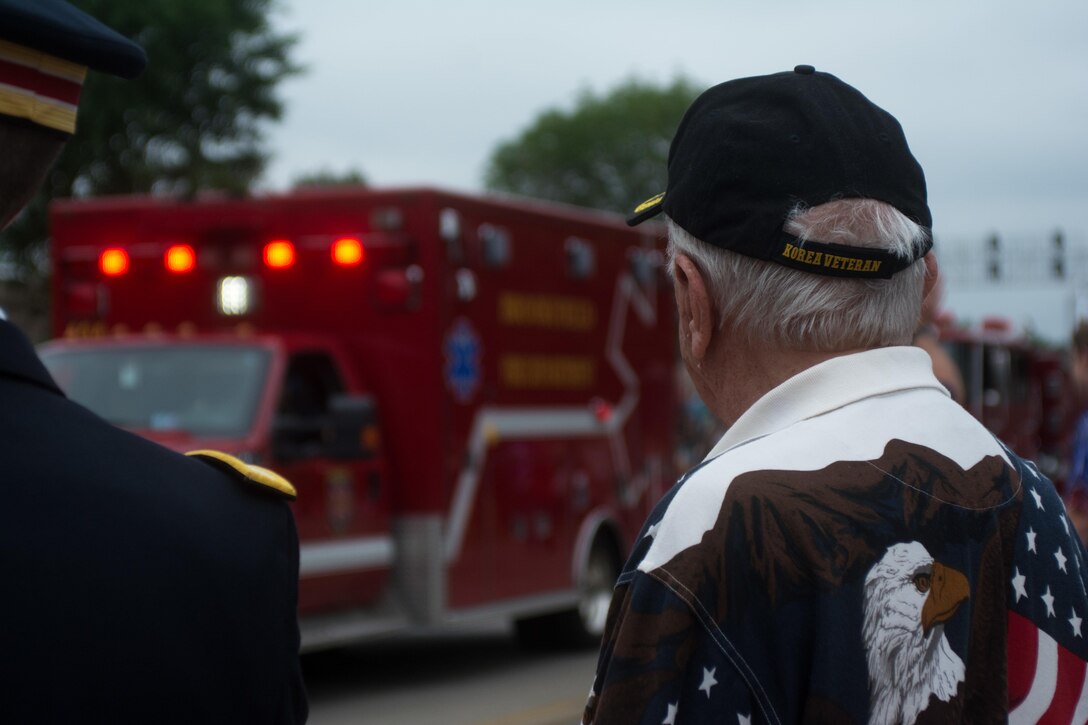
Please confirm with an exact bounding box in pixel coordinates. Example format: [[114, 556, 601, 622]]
[[862, 542, 969, 725]]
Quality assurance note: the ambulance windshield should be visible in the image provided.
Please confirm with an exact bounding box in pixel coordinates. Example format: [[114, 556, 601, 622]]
[[40, 345, 271, 438]]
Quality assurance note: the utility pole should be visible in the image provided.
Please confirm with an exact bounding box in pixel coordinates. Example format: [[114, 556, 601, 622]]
[[987, 233, 1001, 281], [1053, 229, 1066, 280]]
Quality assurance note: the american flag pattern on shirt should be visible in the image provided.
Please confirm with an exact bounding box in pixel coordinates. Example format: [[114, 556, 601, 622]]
[[1007, 454, 1088, 723]]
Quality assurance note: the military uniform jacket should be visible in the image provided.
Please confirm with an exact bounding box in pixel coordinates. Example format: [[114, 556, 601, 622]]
[[584, 347, 1088, 725], [0, 321, 307, 724]]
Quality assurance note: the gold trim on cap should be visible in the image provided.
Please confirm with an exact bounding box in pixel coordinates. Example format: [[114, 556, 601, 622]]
[[0, 39, 86, 134], [0, 40, 88, 83], [0, 85, 77, 133], [633, 192, 665, 215]]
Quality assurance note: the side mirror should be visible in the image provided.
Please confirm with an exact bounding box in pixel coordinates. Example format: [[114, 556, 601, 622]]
[[270, 413, 326, 463], [326, 393, 379, 460]]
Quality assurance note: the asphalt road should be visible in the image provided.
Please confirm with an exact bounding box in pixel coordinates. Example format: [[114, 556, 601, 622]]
[[302, 622, 597, 725]]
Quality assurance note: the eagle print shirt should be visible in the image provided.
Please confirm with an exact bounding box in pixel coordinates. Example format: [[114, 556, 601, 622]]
[[583, 347, 1088, 725]]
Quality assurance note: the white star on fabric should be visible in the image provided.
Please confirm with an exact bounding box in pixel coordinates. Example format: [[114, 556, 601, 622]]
[[1042, 586, 1056, 618], [1026, 528, 1038, 553], [662, 702, 678, 724], [1072, 608, 1084, 638], [1012, 568, 1028, 602], [1029, 488, 1044, 511], [645, 522, 661, 539], [699, 667, 718, 698], [738, 714, 752, 725], [1056, 548, 1069, 573]]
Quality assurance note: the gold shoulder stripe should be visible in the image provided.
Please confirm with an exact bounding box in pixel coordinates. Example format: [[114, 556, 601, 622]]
[[186, 449, 297, 500]]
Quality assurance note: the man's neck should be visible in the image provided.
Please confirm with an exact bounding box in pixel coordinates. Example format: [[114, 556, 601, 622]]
[[700, 340, 870, 429]]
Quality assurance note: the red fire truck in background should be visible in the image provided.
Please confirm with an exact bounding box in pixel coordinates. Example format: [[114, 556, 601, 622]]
[[938, 315, 1072, 485], [40, 187, 676, 651]]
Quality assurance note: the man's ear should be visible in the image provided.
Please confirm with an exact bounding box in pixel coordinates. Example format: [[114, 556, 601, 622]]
[[922, 252, 939, 303], [672, 253, 715, 362]]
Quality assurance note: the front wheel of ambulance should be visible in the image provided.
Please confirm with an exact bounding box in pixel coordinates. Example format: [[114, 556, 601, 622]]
[[515, 541, 620, 649]]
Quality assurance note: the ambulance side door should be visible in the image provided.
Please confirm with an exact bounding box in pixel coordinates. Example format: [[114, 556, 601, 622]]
[[270, 349, 391, 611]]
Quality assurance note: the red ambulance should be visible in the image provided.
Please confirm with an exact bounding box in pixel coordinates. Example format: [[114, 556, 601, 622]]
[[40, 187, 676, 650]]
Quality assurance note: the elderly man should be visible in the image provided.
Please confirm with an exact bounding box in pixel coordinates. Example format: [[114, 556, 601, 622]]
[[584, 66, 1088, 724], [0, 1, 307, 722]]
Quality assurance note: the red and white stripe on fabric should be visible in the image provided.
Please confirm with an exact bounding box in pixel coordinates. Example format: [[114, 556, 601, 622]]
[[1009, 610, 1088, 723]]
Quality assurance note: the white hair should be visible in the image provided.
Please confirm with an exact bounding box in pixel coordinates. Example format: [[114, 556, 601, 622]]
[[667, 199, 930, 352]]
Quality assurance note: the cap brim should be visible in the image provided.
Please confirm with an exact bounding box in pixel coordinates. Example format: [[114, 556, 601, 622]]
[[0, 0, 148, 79], [626, 191, 665, 227]]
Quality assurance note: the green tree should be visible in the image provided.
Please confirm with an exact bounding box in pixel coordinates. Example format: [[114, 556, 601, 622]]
[[292, 168, 368, 188], [0, 0, 300, 275], [484, 77, 701, 213]]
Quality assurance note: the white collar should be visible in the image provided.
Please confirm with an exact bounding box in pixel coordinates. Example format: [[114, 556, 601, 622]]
[[704, 346, 948, 461]]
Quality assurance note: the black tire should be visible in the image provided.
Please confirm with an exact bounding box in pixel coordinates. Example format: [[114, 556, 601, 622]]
[[515, 543, 619, 649]]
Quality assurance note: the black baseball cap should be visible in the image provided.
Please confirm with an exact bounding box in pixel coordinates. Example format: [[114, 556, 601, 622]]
[[0, 0, 147, 134], [629, 65, 932, 279]]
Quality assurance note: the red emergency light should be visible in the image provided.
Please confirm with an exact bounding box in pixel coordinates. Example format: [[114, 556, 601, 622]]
[[165, 244, 196, 273], [263, 240, 295, 269], [332, 237, 364, 267], [99, 248, 129, 277]]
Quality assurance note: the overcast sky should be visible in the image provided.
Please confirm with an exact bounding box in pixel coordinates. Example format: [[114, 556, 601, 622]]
[[262, 0, 1087, 339]]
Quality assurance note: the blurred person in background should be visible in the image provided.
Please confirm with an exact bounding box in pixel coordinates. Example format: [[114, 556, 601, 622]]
[[0, 1, 307, 722], [1065, 320, 1088, 544]]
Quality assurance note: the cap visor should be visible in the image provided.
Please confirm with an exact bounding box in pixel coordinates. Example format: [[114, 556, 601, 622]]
[[626, 192, 665, 227]]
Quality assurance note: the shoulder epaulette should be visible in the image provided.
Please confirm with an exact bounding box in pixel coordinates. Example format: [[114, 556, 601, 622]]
[[185, 450, 297, 500]]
